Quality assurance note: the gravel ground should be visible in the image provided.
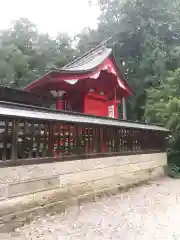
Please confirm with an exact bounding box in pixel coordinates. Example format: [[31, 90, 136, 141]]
[[1, 177, 180, 240]]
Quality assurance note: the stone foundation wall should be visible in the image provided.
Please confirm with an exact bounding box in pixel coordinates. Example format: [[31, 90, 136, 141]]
[[0, 153, 167, 226]]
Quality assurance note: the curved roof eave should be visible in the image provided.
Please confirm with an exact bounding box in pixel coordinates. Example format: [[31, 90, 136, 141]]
[[25, 47, 112, 91], [110, 55, 134, 95], [24, 46, 133, 95]]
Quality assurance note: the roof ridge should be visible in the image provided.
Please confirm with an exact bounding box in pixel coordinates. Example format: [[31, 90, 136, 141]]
[[62, 45, 107, 69], [63, 47, 108, 70], [62, 31, 124, 69]]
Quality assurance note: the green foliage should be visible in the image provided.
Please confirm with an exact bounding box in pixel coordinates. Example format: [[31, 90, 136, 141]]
[[145, 69, 180, 167], [145, 69, 180, 130], [77, 0, 180, 120], [0, 18, 77, 89]]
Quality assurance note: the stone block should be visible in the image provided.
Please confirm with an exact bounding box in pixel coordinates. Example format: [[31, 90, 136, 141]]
[[0, 160, 83, 184], [115, 154, 146, 166], [8, 176, 60, 198], [115, 153, 167, 167], [60, 167, 115, 187], [114, 160, 160, 176], [68, 182, 94, 198], [150, 153, 167, 166], [91, 176, 117, 191], [81, 157, 117, 171], [33, 187, 70, 206], [115, 169, 151, 188], [0, 184, 8, 200], [150, 166, 165, 179], [0, 194, 35, 217]]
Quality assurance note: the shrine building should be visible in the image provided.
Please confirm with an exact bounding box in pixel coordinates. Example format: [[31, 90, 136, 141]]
[[24, 46, 132, 119]]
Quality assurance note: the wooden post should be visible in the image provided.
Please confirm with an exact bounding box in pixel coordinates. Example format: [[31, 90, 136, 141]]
[[122, 97, 127, 120], [2, 120, 8, 161], [11, 120, 19, 160]]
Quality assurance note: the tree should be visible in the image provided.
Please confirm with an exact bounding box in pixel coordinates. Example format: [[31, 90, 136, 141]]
[[55, 33, 77, 68], [0, 18, 77, 88], [76, 0, 180, 120], [145, 68, 180, 159], [145, 69, 180, 128]]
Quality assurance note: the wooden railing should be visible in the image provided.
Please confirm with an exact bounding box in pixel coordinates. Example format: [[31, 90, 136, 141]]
[[0, 101, 169, 167], [0, 85, 56, 107]]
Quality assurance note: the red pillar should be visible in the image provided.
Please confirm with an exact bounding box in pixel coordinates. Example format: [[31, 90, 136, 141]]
[[56, 98, 63, 110], [56, 91, 66, 110]]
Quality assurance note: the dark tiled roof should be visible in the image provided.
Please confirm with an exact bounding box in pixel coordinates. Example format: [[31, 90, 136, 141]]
[[61, 47, 112, 72]]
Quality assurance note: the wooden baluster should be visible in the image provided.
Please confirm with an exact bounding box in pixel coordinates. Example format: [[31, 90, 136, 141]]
[[42, 124, 48, 157], [23, 120, 29, 158], [67, 124, 70, 155], [57, 124, 61, 156], [2, 119, 8, 161], [48, 122, 54, 157], [87, 126, 91, 154], [75, 125, 81, 155], [28, 122, 35, 158], [36, 123, 41, 157], [11, 119, 19, 160]]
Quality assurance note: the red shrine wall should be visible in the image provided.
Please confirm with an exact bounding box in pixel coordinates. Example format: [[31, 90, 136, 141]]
[[84, 92, 108, 117], [55, 91, 120, 118], [84, 92, 119, 118]]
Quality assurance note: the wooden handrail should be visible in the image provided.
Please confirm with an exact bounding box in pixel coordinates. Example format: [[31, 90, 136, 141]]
[[0, 101, 168, 132]]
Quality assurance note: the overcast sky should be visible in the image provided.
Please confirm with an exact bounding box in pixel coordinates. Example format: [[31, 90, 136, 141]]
[[0, 0, 100, 37]]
